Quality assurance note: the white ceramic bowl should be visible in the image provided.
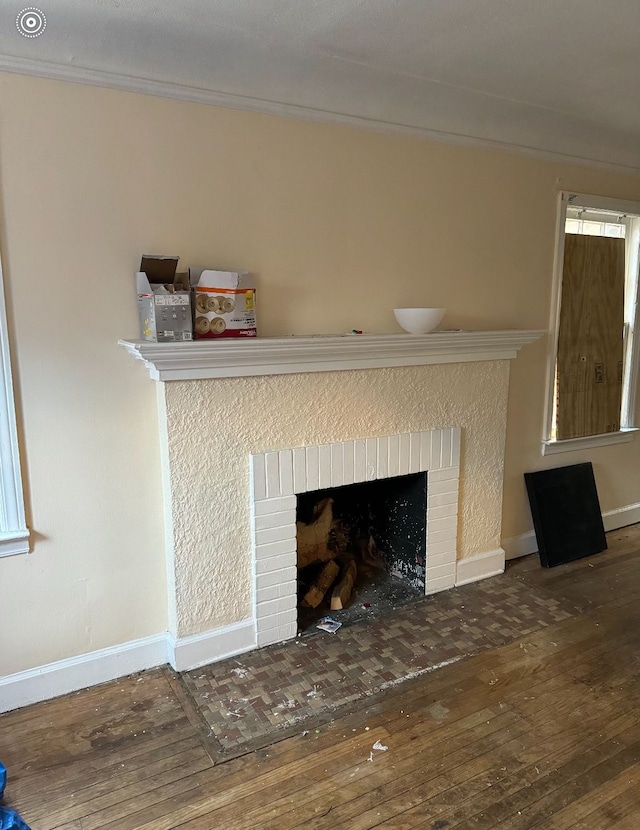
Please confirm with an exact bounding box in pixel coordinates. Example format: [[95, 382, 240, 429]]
[[393, 307, 446, 334]]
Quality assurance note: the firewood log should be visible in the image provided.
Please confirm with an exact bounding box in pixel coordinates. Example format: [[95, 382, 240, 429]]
[[296, 497, 336, 568], [300, 560, 340, 608], [361, 534, 385, 570], [330, 559, 357, 610]]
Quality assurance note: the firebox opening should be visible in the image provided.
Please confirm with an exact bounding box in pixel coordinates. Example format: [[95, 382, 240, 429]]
[[296, 472, 427, 633]]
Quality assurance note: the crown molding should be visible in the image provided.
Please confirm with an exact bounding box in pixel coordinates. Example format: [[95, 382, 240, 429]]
[[0, 55, 638, 177], [119, 330, 545, 381]]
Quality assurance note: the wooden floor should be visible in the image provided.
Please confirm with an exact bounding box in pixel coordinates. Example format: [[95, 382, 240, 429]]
[[2, 526, 640, 829]]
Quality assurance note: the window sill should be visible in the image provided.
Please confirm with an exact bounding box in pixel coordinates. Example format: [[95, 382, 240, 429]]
[[542, 428, 639, 456], [0, 529, 30, 557]]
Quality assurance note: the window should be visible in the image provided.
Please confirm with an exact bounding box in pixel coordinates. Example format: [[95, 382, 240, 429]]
[[543, 192, 640, 455], [0, 252, 29, 555]]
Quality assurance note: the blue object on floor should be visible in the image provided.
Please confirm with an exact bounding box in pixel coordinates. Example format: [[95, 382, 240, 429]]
[[0, 808, 31, 830], [0, 763, 31, 830]]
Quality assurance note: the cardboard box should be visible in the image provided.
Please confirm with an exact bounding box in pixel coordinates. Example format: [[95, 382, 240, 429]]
[[136, 255, 193, 342], [191, 269, 256, 339]]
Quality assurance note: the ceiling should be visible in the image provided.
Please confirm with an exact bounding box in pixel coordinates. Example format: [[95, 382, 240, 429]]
[[1, 0, 639, 173]]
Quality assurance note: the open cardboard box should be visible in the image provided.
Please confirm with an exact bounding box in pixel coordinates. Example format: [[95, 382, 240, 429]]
[[136, 255, 193, 342]]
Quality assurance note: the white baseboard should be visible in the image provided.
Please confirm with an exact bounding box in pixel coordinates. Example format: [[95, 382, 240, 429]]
[[502, 530, 538, 560], [0, 620, 259, 713], [169, 619, 256, 672], [0, 634, 169, 714], [503, 501, 640, 560], [602, 501, 640, 532], [455, 548, 506, 587]]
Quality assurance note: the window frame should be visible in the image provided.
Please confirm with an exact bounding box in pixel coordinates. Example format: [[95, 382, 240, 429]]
[[542, 191, 640, 456], [0, 252, 29, 556]]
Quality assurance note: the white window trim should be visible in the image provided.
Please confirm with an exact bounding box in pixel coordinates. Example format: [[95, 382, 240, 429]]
[[0, 253, 29, 556], [542, 428, 639, 456], [542, 191, 640, 456]]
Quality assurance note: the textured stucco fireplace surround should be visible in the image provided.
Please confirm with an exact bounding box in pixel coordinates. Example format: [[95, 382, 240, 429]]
[[121, 331, 542, 671]]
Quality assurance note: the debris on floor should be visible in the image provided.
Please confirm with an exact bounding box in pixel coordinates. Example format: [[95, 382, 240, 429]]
[[316, 616, 342, 633]]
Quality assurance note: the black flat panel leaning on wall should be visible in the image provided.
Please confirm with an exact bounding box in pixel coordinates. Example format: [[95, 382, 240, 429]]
[[524, 462, 607, 568]]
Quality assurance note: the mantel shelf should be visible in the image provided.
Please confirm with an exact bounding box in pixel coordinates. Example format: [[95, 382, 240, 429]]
[[119, 330, 545, 381]]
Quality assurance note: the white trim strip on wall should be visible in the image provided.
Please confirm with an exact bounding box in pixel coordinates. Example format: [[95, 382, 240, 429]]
[[503, 501, 640, 560], [0, 634, 169, 714], [169, 619, 256, 673], [1, 55, 638, 177], [502, 530, 538, 560], [602, 502, 640, 533], [0, 252, 29, 557], [455, 548, 506, 586], [0, 620, 260, 713], [542, 428, 638, 455]]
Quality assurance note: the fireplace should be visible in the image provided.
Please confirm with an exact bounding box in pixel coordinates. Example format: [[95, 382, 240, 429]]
[[296, 470, 428, 627], [120, 329, 542, 670], [250, 428, 460, 647]]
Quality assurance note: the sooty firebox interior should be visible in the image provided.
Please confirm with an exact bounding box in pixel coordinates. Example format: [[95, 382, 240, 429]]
[[296, 472, 427, 633]]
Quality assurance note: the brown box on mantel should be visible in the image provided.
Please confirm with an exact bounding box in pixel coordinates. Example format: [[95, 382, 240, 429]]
[[136, 255, 193, 342]]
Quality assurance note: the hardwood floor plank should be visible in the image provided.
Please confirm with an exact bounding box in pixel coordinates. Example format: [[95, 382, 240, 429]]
[[481, 745, 640, 830], [179, 708, 524, 830], [27, 747, 212, 829], [89, 726, 392, 830], [431, 736, 640, 830], [607, 802, 640, 830], [526, 762, 640, 829], [309, 709, 639, 830]]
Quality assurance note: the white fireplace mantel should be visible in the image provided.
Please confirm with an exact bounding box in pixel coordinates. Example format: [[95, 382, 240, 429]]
[[119, 330, 544, 381]]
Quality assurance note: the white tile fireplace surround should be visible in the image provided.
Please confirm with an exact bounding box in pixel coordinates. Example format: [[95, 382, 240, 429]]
[[121, 330, 543, 671], [251, 429, 461, 647]]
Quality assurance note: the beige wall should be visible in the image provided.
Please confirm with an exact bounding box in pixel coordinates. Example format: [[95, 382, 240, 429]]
[[0, 72, 639, 674]]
